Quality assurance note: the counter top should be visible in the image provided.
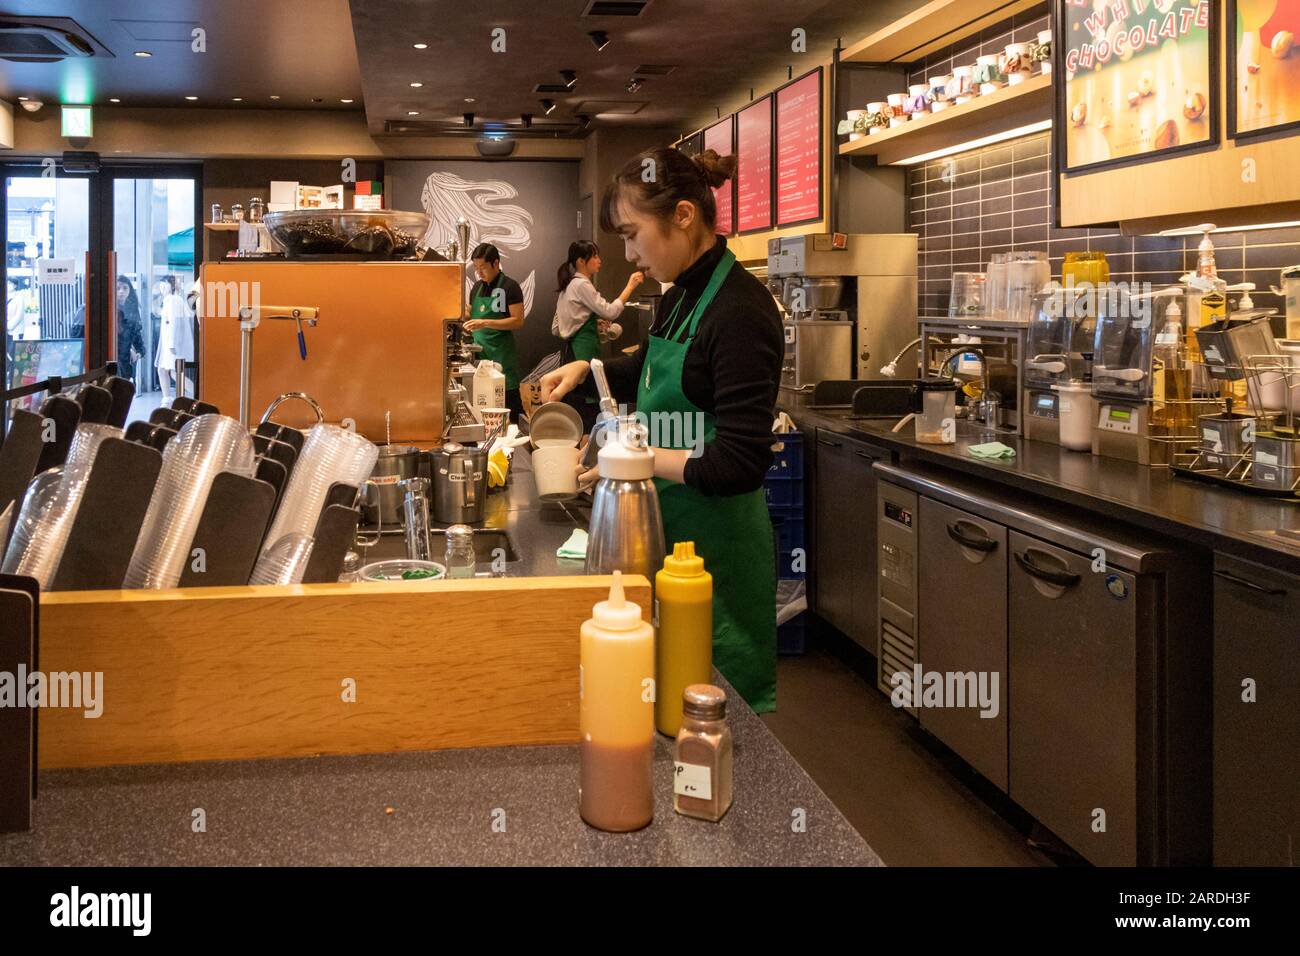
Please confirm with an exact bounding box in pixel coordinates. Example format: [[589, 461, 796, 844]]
[[0, 671, 882, 866], [781, 392, 1300, 575], [361, 446, 592, 578]]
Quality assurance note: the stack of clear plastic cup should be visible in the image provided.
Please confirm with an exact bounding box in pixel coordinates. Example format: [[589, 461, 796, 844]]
[[261, 423, 378, 553], [0, 423, 123, 589], [248, 532, 315, 585], [124, 414, 256, 589]]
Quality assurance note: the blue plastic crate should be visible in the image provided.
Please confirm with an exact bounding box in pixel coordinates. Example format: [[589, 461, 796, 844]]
[[769, 507, 805, 555], [764, 475, 804, 508], [778, 614, 807, 655], [768, 431, 804, 479], [776, 549, 806, 580]]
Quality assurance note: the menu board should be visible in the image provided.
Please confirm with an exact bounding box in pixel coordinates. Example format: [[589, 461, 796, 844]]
[[775, 70, 821, 226], [1061, 0, 1216, 173], [1230, 0, 1300, 139], [703, 117, 735, 236], [736, 97, 772, 232]]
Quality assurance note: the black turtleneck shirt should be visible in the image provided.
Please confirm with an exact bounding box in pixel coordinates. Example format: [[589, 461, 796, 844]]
[[602, 236, 783, 497]]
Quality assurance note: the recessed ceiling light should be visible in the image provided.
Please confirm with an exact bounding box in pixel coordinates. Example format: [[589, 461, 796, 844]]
[[185, 96, 198, 101], [407, 110, 420, 116], [541, 99, 556, 115], [270, 95, 281, 100], [17, 96, 28, 101], [561, 70, 577, 89], [410, 81, 423, 88], [109, 98, 121, 103], [588, 31, 610, 51], [413, 42, 428, 49], [341, 98, 354, 104], [133, 50, 152, 58], [464, 97, 475, 104], [232, 97, 243, 102]]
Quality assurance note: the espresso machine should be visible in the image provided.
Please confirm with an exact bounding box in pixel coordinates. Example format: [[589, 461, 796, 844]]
[[444, 217, 486, 442], [767, 233, 918, 391], [1023, 287, 1095, 444]]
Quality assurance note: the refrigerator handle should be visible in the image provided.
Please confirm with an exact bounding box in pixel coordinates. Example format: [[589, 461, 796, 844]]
[[947, 521, 998, 553], [1213, 570, 1286, 597], [1015, 548, 1081, 589]]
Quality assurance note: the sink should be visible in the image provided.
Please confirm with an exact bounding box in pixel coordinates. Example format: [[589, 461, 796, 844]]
[[429, 528, 518, 563]]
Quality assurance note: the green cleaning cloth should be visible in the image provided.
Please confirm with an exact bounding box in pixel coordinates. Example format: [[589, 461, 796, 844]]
[[556, 528, 589, 560], [968, 441, 1017, 460]]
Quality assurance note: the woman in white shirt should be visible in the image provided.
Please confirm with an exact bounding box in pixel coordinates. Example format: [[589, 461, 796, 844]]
[[552, 240, 642, 365], [154, 275, 194, 400]]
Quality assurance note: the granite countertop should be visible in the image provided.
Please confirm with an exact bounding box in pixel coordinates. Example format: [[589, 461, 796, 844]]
[[0, 671, 882, 867], [781, 392, 1300, 575]]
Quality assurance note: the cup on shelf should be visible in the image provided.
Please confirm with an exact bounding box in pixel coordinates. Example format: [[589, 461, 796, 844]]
[[951, 65, 974, 97], [974, 55, 1004, 94], [1004, 43, 1031, 85], [949, 272, 987, 318], [1033, 30, 1053, 75], [905, 84, 930, 116]]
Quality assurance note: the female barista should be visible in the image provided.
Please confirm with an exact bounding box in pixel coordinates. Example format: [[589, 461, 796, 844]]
[[552, 240, 643, 429], [539, 148, 783, 713], [463, 242, 525, 416]]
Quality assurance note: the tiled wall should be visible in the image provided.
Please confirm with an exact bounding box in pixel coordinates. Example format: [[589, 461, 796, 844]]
[[904, 6, 1300, 326]]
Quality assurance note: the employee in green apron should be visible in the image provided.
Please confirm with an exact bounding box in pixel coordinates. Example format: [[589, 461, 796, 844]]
[[464, 243, 525, 417], [552, 240, 643, 430], [539, 147, 784, 713]]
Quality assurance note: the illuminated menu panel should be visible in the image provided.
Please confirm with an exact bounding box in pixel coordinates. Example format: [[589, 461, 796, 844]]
[[736, 96, 772, 233], [703, 117, 734, 236], [775, 70, 821, 226]]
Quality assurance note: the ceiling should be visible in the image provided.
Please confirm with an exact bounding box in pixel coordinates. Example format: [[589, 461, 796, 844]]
[[350, 0, 924, 137], [0, 0, 926, 135], [0, 0, 363, 110]]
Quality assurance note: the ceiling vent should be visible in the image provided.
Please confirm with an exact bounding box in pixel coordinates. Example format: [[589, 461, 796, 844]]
[[533, 83, 572, 94], [582, 1, 649, 16], [633, 64, 675, 76], [573, 100, 646, 115], [0, 18, 101, 62]]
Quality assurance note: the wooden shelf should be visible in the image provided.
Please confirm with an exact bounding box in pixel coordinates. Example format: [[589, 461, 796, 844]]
[[838, 73, 1051, 165], [203, 222, 241, 231], [842, 0, 1044, 64]]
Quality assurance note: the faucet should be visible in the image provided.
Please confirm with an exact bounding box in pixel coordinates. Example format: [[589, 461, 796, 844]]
[[939, 347, 1001, 427], [260, 392, 324, 426], [881, 337, 922, 378]]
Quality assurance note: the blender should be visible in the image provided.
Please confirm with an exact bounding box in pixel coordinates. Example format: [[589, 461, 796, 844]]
[[1023, 286, 1095, 445], [1090, 285, 1157, 464]]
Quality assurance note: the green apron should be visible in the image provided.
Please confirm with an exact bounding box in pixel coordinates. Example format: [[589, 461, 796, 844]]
[[566, 313, 601, 363], [563, 313, 601, 411], [470, 274, 520, 390], [636, 249, 777, 713]]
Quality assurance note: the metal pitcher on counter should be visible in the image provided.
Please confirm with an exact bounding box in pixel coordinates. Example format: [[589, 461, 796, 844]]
[[431, 441, 488, 524], [585, 416, 666, 580]]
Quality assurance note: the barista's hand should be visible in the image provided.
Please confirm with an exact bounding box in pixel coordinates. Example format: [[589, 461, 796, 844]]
[[462, 319, 485, 333], [538, 360, 589, 402], [577, 463, 599, 490]]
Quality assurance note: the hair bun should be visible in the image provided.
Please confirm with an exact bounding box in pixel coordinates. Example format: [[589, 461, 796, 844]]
[[693, 149, 737, 189]]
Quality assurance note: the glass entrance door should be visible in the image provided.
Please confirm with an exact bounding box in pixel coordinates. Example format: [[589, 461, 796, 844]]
[[3, 173, 90, 412], [108, 174, 198, 421], [1, 162, 199, 430]]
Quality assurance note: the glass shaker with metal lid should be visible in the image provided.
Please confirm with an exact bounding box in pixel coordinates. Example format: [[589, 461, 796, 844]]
[[444, 524, 476, 578], [248, 197, 265, 223]]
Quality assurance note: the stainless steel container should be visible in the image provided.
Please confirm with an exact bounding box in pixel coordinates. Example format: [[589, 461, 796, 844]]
[[785, 276, 845, 313], [1251, 432, 1300, 491], [585, 478, 666, 579], [585, 418, 666, 579], [363, 444, 422, 526], [1198, 407, 1254, 474], [431, 441, 487, 524]]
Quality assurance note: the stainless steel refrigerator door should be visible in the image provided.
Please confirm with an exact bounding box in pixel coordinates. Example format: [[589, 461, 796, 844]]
[[918, 497, 1009, 792], [1008, 531, 1139, 867]]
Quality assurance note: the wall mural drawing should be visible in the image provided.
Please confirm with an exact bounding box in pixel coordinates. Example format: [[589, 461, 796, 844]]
[[418, 171, 537, 319]]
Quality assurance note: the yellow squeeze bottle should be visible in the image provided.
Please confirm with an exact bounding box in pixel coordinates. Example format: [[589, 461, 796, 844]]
[[654, 542, 713, 737], [579, 571, 656, 832]]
